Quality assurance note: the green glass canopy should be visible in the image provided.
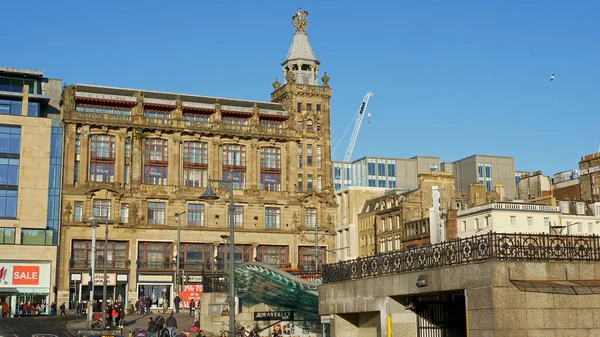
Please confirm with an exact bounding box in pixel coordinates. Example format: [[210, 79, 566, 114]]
[[234, 262, 320, 319]]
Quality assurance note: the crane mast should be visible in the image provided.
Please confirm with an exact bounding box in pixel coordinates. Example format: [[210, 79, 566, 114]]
[[344, 91, 373, 162]]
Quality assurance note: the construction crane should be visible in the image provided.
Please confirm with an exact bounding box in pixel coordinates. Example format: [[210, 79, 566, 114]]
[[343, 91, 373, 162]]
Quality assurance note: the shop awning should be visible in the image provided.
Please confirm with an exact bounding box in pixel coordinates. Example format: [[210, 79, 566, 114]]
[[511, 279, 600, 295], [0, 288, 19, 293]]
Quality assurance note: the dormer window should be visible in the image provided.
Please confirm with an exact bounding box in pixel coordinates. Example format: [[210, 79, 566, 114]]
[[559, 201, 569, 214], [222, 117, 248, 125], [306, 120, 313, 132]]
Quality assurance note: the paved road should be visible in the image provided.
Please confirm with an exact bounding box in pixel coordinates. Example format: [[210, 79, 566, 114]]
[[0, 316, 79, 337]]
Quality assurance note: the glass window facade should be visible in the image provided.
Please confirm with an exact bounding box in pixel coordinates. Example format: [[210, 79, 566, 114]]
[[46, 125, 62, 244], [187, 204, 205, 227], [21, 229, 54, 245], [0, 126, 20, 219], [0, 227, 15, 244], [0, 76, 38, 94]]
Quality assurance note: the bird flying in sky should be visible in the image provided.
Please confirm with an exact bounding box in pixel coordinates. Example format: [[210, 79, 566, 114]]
[[550, 74, 555, 82]]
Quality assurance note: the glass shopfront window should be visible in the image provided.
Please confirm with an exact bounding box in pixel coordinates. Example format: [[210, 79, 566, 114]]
[[138, 284, 171, 308]]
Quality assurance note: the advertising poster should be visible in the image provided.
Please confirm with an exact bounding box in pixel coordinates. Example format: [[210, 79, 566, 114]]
[[178, 284, 202, 309]]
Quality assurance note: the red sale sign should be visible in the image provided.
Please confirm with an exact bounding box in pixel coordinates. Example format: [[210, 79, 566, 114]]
[[178, 284, 203, 308], [12, 266, 39, 285]]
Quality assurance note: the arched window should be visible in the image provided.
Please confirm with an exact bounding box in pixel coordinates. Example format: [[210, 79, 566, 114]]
[[306, 120, 313, 132]]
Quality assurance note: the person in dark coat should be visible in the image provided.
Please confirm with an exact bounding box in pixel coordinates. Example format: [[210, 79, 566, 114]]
[[147, 317, 158, 333], [173, 295, 181, 313], [145, 296, 152, 315], [189, 299, 195, 318], [165, 312, 178, 337]]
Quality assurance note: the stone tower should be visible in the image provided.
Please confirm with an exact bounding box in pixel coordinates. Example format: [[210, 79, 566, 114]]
[[271, 8, 333, 193]]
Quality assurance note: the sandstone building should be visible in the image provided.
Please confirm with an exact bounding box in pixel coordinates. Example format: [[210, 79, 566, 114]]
[[0, 67, 63, 315], [56, 11, 336, 309]]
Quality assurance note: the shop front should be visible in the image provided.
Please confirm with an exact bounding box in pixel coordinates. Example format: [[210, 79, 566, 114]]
[[70, 272, 129, 312], [0, 261, 52, 316], [137, 274, 173, 310]]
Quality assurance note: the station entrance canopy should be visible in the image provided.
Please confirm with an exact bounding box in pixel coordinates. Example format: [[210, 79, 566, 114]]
[[234, 262, 320, 319]]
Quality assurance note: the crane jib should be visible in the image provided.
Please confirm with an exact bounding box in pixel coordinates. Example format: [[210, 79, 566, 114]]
[[359, 102, 366, 114]]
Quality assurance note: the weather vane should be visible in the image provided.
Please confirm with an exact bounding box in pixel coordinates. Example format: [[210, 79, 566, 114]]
[[292, 8, 309, 34]]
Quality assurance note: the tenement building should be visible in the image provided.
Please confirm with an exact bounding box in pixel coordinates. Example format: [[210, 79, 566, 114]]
[[56, 9, 336, 310], [0, 67, 63, 315]]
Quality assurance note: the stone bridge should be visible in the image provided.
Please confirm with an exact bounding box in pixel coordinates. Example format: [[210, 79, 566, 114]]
[[319, 232, 600, 337]]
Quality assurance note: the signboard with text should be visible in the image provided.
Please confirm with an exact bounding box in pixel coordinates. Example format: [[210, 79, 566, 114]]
[[254, 311, 294, 321], [0, 262, 51, 288], [82, 273, 117, 286]]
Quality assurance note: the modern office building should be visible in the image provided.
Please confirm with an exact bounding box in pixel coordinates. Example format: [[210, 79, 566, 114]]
[[0, 67, 63, 315], [332, 155, 440, 191], [56, 11, 336, 310], [441, 154, 517, 199]]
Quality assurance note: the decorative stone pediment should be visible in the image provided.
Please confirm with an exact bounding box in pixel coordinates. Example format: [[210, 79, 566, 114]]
[[83, 182, 125, 198]]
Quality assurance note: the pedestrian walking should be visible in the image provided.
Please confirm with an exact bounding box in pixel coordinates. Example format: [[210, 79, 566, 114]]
[[173, 295, 181, 313], [189, 299, 195, 318], [59, 302, 66, 316], [165, 312, 178, 337]]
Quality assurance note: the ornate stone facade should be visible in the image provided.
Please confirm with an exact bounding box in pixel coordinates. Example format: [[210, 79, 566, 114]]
[[57, 16, 336, 306]]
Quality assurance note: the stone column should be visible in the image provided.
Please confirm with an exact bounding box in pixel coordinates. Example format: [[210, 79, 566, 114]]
[[21, 85, 29, 116], [169, 133, 182, 186], [131, 134, 143, 188], [62, 124, 77, 186], [115, 129, 127, 184], [79, 126, 91, 183], [250, 139, 259, 190]]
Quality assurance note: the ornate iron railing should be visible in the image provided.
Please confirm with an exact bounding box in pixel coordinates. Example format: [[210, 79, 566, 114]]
[[322, 232, 600, 283]]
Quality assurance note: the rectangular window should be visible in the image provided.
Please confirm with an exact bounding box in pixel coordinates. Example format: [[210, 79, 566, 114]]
[[265, 207, 281, 229], [297, 174, 303, 193], [389, 181, 396, 188], [429, 164, 439, 172], [222, 144, 246, 189], [334, 167, 341, 180], [124, 165, 130, 184], [477, 163, 484, 178], [74, 133, 80, 183], [124, 137, 131, 158], [75, 104, 132, 116], [306, 103, 312, 111], [388, 163, 395, 176], [257, 245, 288, 266], [21, 229, 54, 246], [147, 202, 165, 225], [73, 201, 83, 222], [120, 203, 129, 223], [72, 240, 129, 269], [179, 243, 212, 270], [0, 227, 15, 244], [527, 217, 533, 227], [89, 135, 116, 182], [316, 104, 321, 114], [305, 207, 317, 229], [297, 102, 302, 113], [144, 139, 168, 185], [485, 164, 491, 178], [306, 144, 313, 166], [378, 163, 385, 176], [232, 206, 244, 228], [510, 216, 516, 226], [316, 145, 322, 169], [297, 144, 302, 168], [222, 117, 249, 125], [92, 199, 111, 219], [188, 204, 205, 227], [368, 162, 376, 175], [475, 218, 480, 230], [0, 99, 22, 116], [378, 180, 386, 187], [317, 175, 322, 193], [144, 109, 171, 121], [138, 241, 172, 269], [462, 221, 467, 231], [259, 119, 283, 128], [0, 158, 19, 186], [298, 246, 325, 270], [217, 245, 252, 268], [297, 121, 303, 132], [368, 179, 376, 187], [0, 77, 38, 94], [0, 126, 21, 155], [183, 112, 210, 125], [307, 174, 313, 192], [183, 141, 208, 187], [260, 147, 281, 191]]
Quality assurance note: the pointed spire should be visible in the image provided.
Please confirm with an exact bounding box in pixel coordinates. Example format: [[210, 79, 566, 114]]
[[282, 8, 320, 85]]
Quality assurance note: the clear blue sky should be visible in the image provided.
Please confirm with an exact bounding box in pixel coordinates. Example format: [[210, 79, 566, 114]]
[[3, 1, 599, 175]]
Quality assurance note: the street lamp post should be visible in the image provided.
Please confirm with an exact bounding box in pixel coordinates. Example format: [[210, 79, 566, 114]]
[[175, 211, 186, 296], [102, 212, 109, 328], [88, 218, 99, 329], [200, 178, 235, 336]]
